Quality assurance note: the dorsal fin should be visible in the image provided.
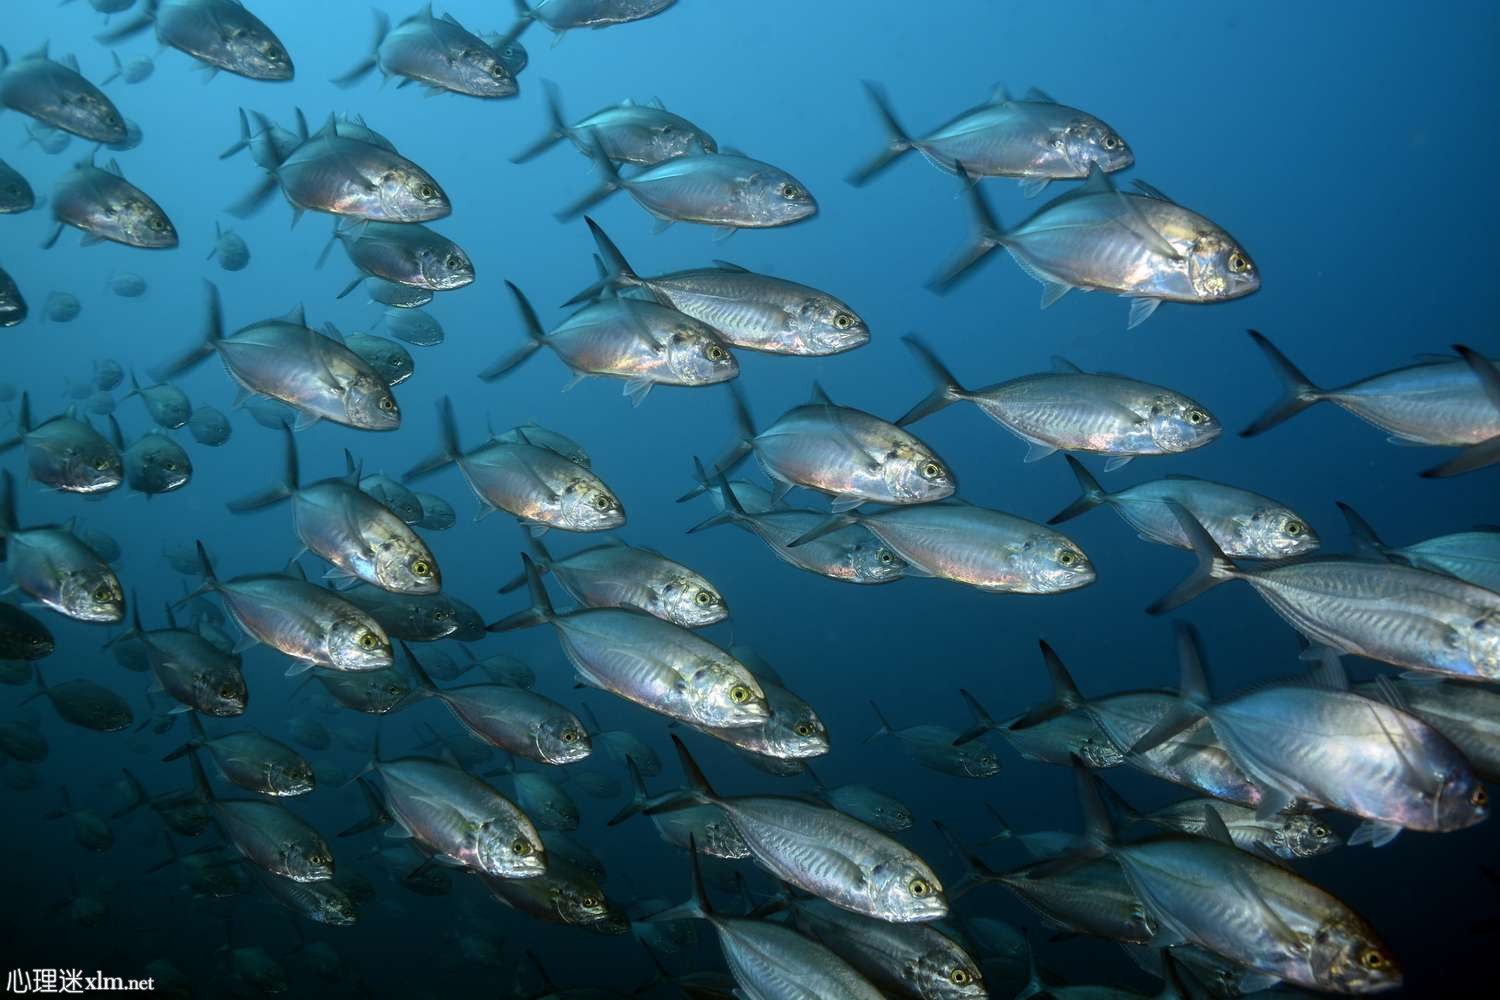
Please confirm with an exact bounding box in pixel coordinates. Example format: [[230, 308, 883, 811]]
[[710, 259, 751, 273], [990, 83, 1012, 103], [279, 303, 307, 327], [1023, 86, 1056, 103], [104, 159, 124, 178], [808, 381, 834, 407], [1130, 179, 1176, 204], [1199, 804, 1237, 847], [1307, 649, 1350, 691], [1050, 356, 1084, 374]]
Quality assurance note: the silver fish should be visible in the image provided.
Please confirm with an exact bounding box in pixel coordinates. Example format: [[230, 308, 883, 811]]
[[186, 404, 232, 446], [0, 394, 123, 493], [25, 673, 132, 731], [378, 306, 444, 345], [1052, 455, 1317, 558], [934, 164, 1259, 329], [46, 157, 177, 249], [118, 606, 246, 716], [344, 332, 413, 387], [0, 472, 123, 621], [117, 426, 193, 497], [579, 703, 658, 774], [414, 491, 454, 530], [333, 7, 516, 98], [562, 147, 817, 232], [803, 765, 912, 832], [368, 278, 431, 309], [0, 159, 35, 213], [514, 0, 677, 34], [44, 788, 113, 852], [479, 855, 611, 928], [0, 268, 25, 326], [796, 500, 1095, 594], [228, 428, 439, 594], [1243, 332, 1500, 478], [0, 43, 126, 142], [183, 749, 332, 883], [612, 756, 748, 859], [866, 701, 1000, 778], [103, 51, 155, 85], [514, 83, 714, 165], [1140, 798, 1342, 863], [207, 221, 250, 271], [360, 472, 424, 524], [482, 283, 737, 406], [404, 397, 624, 532], [44, 291, 81, 322], [324, 221, 475, 295], [1339, 503, 1500, 592], [1153, 504, 1500, 681], [692, 673, 829, 763], [899, 336, 1219, 467], [498, 767, 580, 832], [492, 555, 768, 730], [99, 0, 294, 81], [574, 218, 868, 356], [788, 896, 985, 1000], [109, 271, 147, 297], [307, 665, 410, 715], [165, 714, 313, 795], [339, 584, 466, 642], [1356, 677, 1500, 784], [253, 868, 358, 925], [852, 82, 1132, 196]]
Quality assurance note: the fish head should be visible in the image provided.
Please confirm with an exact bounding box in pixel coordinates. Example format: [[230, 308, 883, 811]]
[[741, 169, 818, 226], [61, 89, 127, 144], [792, 295, 870, 354], [554, 882, 610, 925], [314, 889, 359, 926], [1307, 918, 1401, 993], [342, 374, 402, 430], [872, 859, 949, 922], [378, 166, 451, 222], [1433, 765, 1490, 831], [110, 194, 178, 249], [882, 444, 956, 503], [664, 323, 739, 385], [957, 744, 1002, 777], [1467, 612, 1500, 678], [268, 759, 317, 796], [764, 707, 829, 759], [137, 442, 193, 493], [451, 45, 518, 98], [873, 800, 914, 831], [193, 669, 248, 717], [223, 26, 295, 81], [1146, 394, 1220, 453], [1060, 117, 1133, 175], [59, 567, 125, 622], [659, 574, 728, 627], [1241, 506, 1319, 558], [1018, 534, 1095, 593], [282, 839, 335, 883], [536, 716, 592, 765], [651, 121, 714, 161], [64, 440, 125, 493], [846, 539, 906, 583], [1186, 229, 1259, 301], [325, 616, 393, 671], [557, 477, 626, 531], [910, 946, 986, 1000], [417, 244, 476, 291], [1279, 813, 1342, 858], [372, 540, 441, 595], [493, 38, 529, 76], [476, 822, 546, 879], [688, 662, 770, 728]]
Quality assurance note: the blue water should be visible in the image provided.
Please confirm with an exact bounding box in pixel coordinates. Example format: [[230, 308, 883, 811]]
[[2, 1, 1497, 995]]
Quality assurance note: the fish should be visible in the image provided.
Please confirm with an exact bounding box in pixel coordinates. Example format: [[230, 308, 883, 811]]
[[164, 714, 314, 796], [184, 542, 394, 674], [1243, 332, 1500, 478], [0, 43, 127, 142], [491, 555, 768, 731], [186, 405, 232, 446], [1355, 677, 1500, 784], [228, 428, 440, 595], [0, 470, 125, 621], [0, 268, 25, 326], [332, 7, 517, 98], [490, 760, 581, 831], [122, 374, 192, 429], [685, 465, 907, 585], [0, 158, 35, 213], [43, 291, 81, 322], [252, 869, 358, 926], [181, 748, 333, 883], [691, 668, 830, 764], [803, 764, 913, 833], [643, 737, 948, 922], [93, 359, 124, 391], [561, 143, 817, 233], [99, 0, 294, 81], [206, 221, 250, 271], [103, 117, 143, 151], [378, 306, 444, 346], [153, 283, 400, 432], [415, 491, 455, 530], [898, 336, 1220, 467], [482, 282, 738, 406], [493, 424, 591, 468], [479, 855, 613, 929], [793, 499, 1096, 594], [304, 665, 411, 715], [359, 472, 425, 524], [109, 271, 147, 297], [404, 397, 625, 532], [344, 333, 414, 387], [851, 81, 1133, 196], [499, 534, 727, 627], [24, 672, 133, 731], [1151, 503, 1500, 681], [1051, 454, 1319, 558], [229, 111, 448, 225], [649, 840, 886, 1000], [322, 221, 475, 297], [0, 602, 54, 660], [22, 122, 72, 154], [367, 277, 432, 309], [404, 643, 590, 765], [0, 720, 48, 761], [1136, 625, 1489, 845], [339, 584, 470, 642], [1133, 797, 1343, 863], [512, 0, 679, 36], [866, 701, 1000, 778], [611, 756, 749, 861], [113, 605, 247, 716], [44, 787, 114, 852], [288, 716, 331, 751], [45, 156, 178, 250], [514, 83, 715, 165], [578, 703, 658, 775], [574, 218, 869, 356], [103, 51, 154, 85], [933, 164, 1259, 329], [1339, 503, 1500, 592]]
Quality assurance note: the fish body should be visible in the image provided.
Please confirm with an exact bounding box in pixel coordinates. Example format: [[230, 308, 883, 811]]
[[0, 44, 126, 142], [50, 158, 177, 248], [523, 536, 726, 627], [102, 0, 294, 81], [564, 150, 816, 230], [336, 6, 516, 97]]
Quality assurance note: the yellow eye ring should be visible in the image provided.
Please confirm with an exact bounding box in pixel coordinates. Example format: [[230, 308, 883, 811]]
[[358, 633, 378, 650], [729, 685, 751, 704], [695, 592, 713, 606], [908, 878, 930, 897], [1229, 252, 1250, 273], [411, 559, 431, 576], [833, 313, 853, 330], [922, 462, 941, 478], [511, 839, 532, 856], [794, 723, 814, 737], [1360, 950, 1386, 970], [950, 969, 971, 985]]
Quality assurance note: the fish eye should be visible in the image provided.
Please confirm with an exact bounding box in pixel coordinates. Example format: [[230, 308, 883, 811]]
[[950, 969, 972, 985], [561, 730, 579, 744], [93, 458, 110, 471], [593, 494, 613, 510], [163, 461, 177, 472], [695, 591, 713, 606], [218, 683, 237, 698], [411, 559, 431, 577], [1228, 252, 1251, 273], [908, 878, 931, 897], [1102, 135, 1119, 150], [358, 633, 379, 650], [706, 344, 727, 361], [511, 839, 532, 856], [93, 585, 115, 602], [729, 685, 752, 704], [1284, 520, 1304, 536], [879, 550, 894, 564], [794, 723, 814, 737], [1186, 409, 1207, 425], [386, 684, 403, 696], [148, 217, 166, 232], [489, 64, 506, 78], [779, 183, 799, 199], [379, 397, 396, 411], [921, 461, 942, 479], [1473, 788, 1488, 807], [1058, 550, 1078, 567], [1313, 825, 1330, 837], [433, 610, 450, 621], [445, 253, 461, 268], [419, 184, 437, 199], [832, 312, 854, 330], [580, 895, 599, 908], [1360, 950, 1387, 970]]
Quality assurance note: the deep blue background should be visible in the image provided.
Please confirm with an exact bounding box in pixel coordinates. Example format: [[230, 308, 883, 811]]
[[2, 1, 1497, 995]]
